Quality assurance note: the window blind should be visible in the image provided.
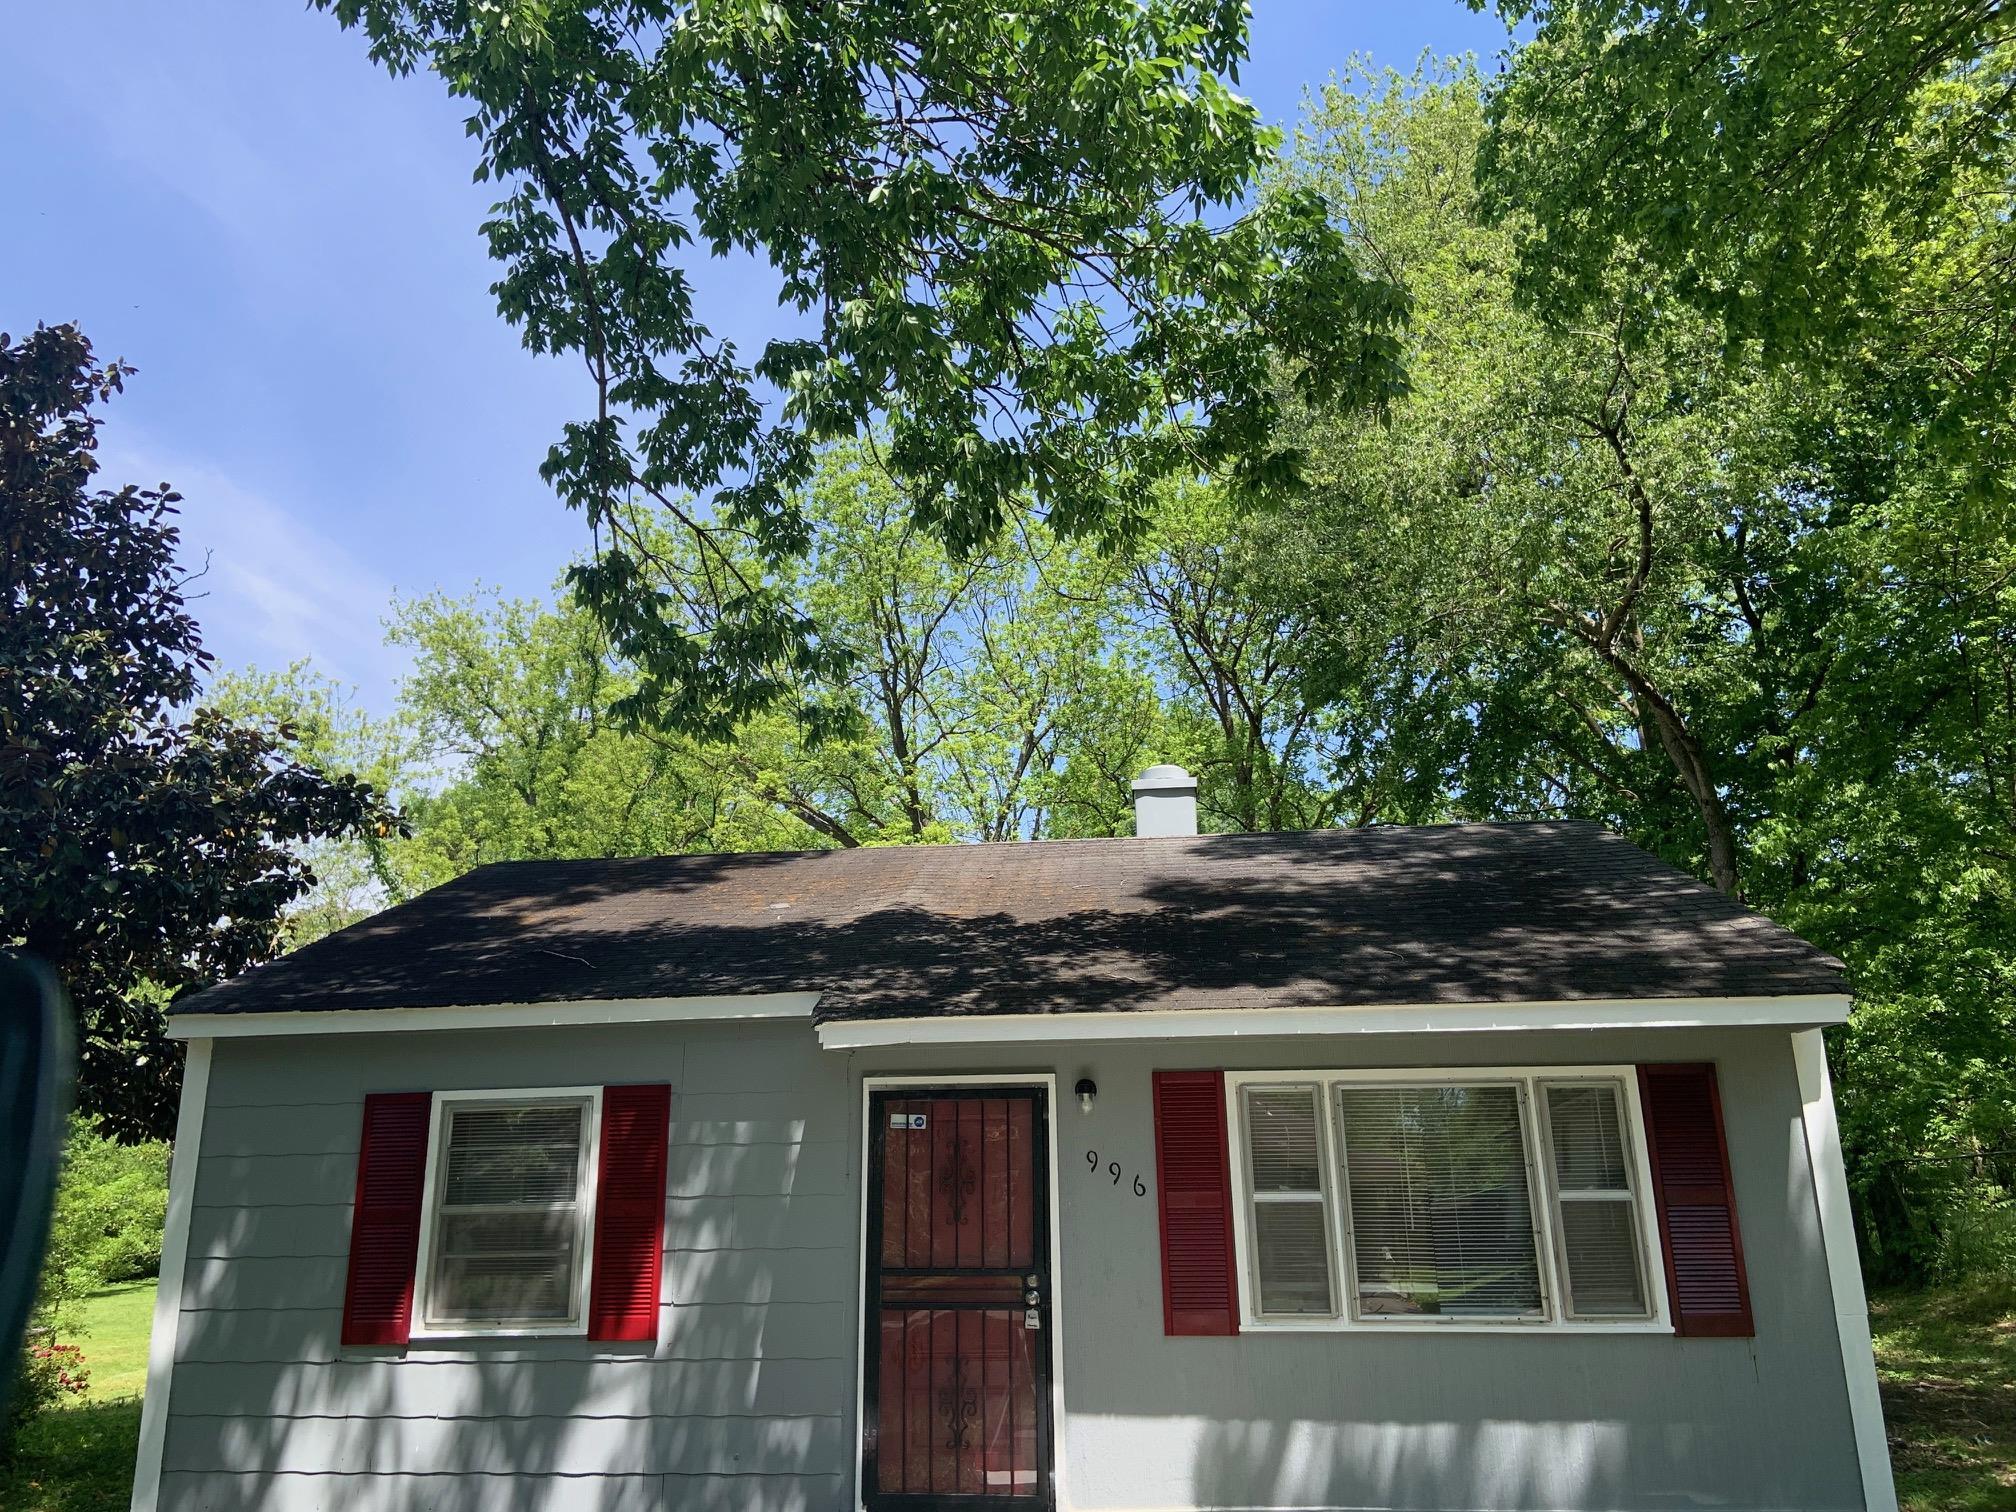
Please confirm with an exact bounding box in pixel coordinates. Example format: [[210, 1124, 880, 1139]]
[[443, 1106, 585, 1204], [1335, 1084, 1543, 1319], [427, 1100, 589, 1328], [1543, 1083, 1649, 1318], [1241, 1086, 1334, 1316]]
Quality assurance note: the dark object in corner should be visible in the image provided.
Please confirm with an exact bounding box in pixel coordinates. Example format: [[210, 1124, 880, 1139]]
[[0, 954, 73, 1421]]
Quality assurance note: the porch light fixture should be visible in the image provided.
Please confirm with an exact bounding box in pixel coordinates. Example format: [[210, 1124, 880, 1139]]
[[1074, 1077, 1097, 1114]]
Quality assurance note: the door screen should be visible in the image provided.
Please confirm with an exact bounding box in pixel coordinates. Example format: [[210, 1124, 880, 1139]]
[[864, 1090, 1054, 1509]]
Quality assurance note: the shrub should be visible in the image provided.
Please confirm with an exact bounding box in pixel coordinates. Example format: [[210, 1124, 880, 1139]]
[[45, 1119, 169, 1301], [1933, 1183, 2016, 1286], [7, 1118, 167, 1447], [3, 1335, 88, 1460]]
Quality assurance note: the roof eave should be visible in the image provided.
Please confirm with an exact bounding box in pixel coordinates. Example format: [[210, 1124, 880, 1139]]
[[813, 993, 1852, 1050], [166, 991, 822, 1040]]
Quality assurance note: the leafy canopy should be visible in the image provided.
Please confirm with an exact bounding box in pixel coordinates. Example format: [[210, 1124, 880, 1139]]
[[226, 444, 1381, 938], [316, 0, 1407, 735], [1272, 64, 2016, 1281], [1473, 1, 2015, 470], [0, 326, 397, 1141]]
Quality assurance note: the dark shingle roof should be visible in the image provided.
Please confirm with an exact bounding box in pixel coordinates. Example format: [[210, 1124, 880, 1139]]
[[173, 823, 1845, 1021]]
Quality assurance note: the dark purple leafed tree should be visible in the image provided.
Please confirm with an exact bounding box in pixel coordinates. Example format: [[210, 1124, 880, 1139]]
[[0, 324, 398, 1141]]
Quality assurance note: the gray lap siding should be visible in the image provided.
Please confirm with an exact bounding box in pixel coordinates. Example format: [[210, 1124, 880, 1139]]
[[162, 1018, 1864, 1512], [162, 1020, 850, 1512], [154, 1471, 835, 1512], [854, 1026, 1868, 1512]]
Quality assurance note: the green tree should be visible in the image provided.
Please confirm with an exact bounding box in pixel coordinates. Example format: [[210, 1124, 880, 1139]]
[[1279, 67, 1794, 893], [1272, 66, 2016, 1279], [0, 326, 396, 1141], [1475, 1, 2015, 480], [42, 1120, 170, 1304], [219, 446, 1172, 927], [1124, 482, 1435, 833], [315, 0, 1408, 735], [388, 590, 802, 883], [743, 446, 1149, 843], [12, 1121, 171, 1450], [220, 596, 821, 925], [206, 664, 410, 940]]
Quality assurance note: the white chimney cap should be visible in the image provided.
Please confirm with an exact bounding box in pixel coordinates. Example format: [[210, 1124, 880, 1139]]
[[1131, 764, 1198, 837]]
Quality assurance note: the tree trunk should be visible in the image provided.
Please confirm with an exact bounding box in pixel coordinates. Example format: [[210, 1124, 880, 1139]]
[[1599, 648, 1743, 897]]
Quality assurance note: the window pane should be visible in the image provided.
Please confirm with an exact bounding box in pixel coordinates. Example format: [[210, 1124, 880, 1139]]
[[431, 1212, 576, 1322], [428, 1100, 588, 1328], [1246, 1087, 1323, 1192], [444, 1105, 584, 1206], [1338, 1085, 1543, 1318], [1546, 1085, 1630, 1192], [1557, 1200, 1648, 1317], [1253, 1203, 1334, 1314]]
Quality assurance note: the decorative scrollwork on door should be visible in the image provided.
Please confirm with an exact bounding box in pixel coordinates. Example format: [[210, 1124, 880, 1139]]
[[937, 1355, 978, 1450], [940, 1132, 979, 1225]]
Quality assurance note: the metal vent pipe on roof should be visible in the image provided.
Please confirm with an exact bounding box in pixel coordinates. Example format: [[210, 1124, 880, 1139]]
[[1131, 764, 1198, 838]]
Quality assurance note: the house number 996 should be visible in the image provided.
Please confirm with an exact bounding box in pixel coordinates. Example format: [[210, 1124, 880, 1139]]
[[1086, 1150, 1146, 1197]]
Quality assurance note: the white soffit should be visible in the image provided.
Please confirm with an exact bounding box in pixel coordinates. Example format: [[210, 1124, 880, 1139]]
[[815, 994, 1852, 1049], [168, 991, 822, 1040]]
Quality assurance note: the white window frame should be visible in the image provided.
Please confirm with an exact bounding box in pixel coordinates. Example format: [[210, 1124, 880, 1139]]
[[1237, 1082, 1342, 1319], [1224, 1066, 1672, 1334], [1535, 1076, 1658, 1323], [410, 1085, 603, 1340]]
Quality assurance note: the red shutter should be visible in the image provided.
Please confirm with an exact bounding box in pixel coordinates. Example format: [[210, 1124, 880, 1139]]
[[340, 1091, 431, 1347], [1152, 1070, 1239, 1336], [588, 1082, 671, 1341], [1639, 1063, 1753, 1337]]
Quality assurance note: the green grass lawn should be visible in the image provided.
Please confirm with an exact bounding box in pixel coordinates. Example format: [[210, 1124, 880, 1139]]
[[71, 1281, 155, 1405], [0, 1398, 143, 1512], [1, 1280, 154, 1512], [1872, 1279, 2016, 1512], [2, 1277, 2010, 1511]]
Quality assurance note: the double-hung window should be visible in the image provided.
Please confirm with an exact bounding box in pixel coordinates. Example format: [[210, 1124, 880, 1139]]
[[1229, 1068, 1665, 1330], [1240, 1085, 1337, 1315], [1539, 1081, 1653, 1318], [413, 1088, 601, 1336]]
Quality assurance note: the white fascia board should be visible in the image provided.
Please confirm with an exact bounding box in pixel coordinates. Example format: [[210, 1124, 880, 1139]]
[[130, 1037, 211, 1512], [168, 991, 821, 1040], [816, 993, 1851, 1049], [1793, 1029, 1899, 1512]]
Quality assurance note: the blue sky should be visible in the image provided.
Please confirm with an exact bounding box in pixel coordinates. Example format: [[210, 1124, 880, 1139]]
[[3, 2, 1509, 711]]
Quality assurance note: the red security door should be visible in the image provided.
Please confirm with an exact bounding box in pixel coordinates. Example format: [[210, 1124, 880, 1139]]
[[864, 1089, 1055, 1511]]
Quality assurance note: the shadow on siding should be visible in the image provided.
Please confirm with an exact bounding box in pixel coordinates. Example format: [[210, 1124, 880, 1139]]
[[163, 1100, 849, 1511]]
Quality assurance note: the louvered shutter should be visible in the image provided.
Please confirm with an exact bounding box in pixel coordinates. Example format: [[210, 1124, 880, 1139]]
[[1638, 1063, 1753, 1337], [587, 1082, 671, 1341], [1152, 1070, 1239, 1336], [340, 1092, 432, 1347]]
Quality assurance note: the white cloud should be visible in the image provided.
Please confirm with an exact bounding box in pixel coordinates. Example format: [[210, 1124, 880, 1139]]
[[100, 441, 406, 706]]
